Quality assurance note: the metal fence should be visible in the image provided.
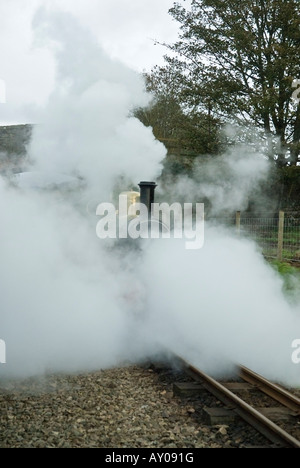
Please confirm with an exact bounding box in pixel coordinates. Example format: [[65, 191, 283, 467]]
[[211, 211, 300, 263]]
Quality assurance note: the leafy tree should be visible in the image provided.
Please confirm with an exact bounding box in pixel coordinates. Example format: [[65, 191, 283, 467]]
[[134, 73, 223, 176], [150, 0, 300, 166], [278, 165, 300, 209], [134, 92, 220, 155]]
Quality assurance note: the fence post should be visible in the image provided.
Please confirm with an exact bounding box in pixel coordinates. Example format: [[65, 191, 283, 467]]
[[236, 211, 241, 236], [277, 210, 284, 261]]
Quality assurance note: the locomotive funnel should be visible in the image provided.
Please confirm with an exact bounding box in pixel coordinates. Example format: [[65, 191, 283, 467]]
[[138, 181, 157, 217]]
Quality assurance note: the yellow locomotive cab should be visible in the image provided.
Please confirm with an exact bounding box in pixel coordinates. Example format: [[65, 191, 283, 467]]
[[117, 190, 140, 217]]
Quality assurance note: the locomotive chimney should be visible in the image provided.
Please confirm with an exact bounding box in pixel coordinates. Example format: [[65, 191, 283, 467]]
[[138, 181, 157, 217]]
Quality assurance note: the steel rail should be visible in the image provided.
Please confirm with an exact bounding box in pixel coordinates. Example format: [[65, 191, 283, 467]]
[[239, 365, 300, 415], [175, 357, 300, 448]]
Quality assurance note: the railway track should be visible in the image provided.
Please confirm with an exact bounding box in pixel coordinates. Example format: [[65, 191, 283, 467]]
[[165, 355, 300, 448]]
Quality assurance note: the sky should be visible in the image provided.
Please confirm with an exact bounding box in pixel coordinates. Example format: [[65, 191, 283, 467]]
[[0, 0, 183, 125]]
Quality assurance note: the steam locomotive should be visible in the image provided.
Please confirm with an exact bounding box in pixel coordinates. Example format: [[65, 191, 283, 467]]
[[114, 181, 169, 241]]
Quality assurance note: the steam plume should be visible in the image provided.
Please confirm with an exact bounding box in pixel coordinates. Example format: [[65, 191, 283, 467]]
[[0, 7, 299, 388]]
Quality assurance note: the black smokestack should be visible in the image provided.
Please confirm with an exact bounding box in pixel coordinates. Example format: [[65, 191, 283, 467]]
[[138, 181, 157, 217]]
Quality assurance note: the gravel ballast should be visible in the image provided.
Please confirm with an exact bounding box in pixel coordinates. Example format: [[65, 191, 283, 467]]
[[0, 364, 274, 448]]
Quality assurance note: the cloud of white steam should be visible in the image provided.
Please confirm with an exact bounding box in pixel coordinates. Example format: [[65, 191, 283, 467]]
[[0, 7, 165, 378], [0, 178, 131, 376], [161, 142, 270, 216], [29, 7, 165, 199], [139, 232, 300, 386], [0, 7, 299, 389]]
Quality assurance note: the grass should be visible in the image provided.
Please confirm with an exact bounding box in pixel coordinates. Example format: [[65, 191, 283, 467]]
[[269, 260, 300, 304], [241, 226, 300, 260], [263, 248, 300, 260]]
